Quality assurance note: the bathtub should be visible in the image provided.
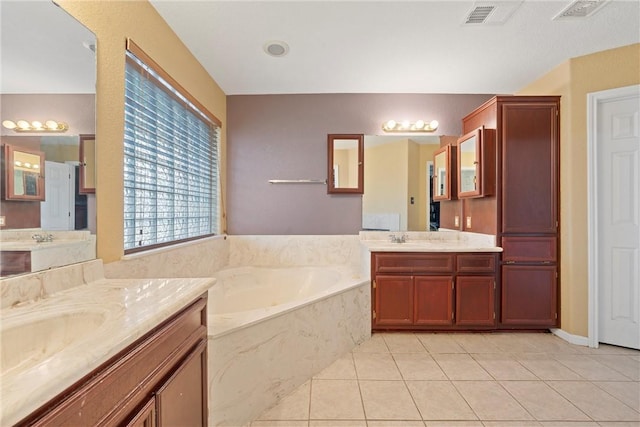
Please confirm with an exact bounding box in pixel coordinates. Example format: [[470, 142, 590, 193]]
[[207, 265, 370, 426]]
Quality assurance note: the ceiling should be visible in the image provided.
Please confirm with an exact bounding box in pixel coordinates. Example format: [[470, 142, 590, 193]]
[[149, 0, 640, 95], [1, 1, 637, 96]]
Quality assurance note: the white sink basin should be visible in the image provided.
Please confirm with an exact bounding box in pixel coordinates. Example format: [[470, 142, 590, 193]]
[[1, 307, 109, 375]]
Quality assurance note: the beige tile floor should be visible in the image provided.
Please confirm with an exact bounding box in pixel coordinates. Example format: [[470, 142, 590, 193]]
[[250, 332, 640, 427]]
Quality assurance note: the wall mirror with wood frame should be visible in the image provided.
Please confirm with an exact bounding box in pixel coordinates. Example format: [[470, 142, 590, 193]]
[[457, 126, 494, 199], [327, 134, 364, 194], [433, 144, 455, 201], [457, 128, 481, 197], [3, 143, 45, 201]]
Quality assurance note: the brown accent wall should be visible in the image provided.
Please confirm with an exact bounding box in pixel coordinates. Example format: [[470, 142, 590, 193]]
[[227, 93, 493, 234]]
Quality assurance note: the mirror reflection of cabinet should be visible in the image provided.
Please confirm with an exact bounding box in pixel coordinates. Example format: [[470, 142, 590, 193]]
[[327, 134, 364, 194], [79, 134, 96, 194], [432, 144, 456, 201], [457, 126, 495, 199], [3, 143, 45, 201]]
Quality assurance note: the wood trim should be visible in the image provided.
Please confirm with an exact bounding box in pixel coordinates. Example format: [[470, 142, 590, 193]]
[[126, 39, 222, 128], [79, 134, 96, 194]]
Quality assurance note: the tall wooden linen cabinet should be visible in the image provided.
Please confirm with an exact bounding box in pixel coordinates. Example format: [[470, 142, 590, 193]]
[[462, 96, 560, 329]]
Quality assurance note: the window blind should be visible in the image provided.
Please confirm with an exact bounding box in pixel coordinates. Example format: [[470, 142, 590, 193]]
[[123, 48, 219, 252]]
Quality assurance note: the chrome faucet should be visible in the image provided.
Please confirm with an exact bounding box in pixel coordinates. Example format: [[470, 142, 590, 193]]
[[389, 234, 407, 244], [32, 233, 54, 243]]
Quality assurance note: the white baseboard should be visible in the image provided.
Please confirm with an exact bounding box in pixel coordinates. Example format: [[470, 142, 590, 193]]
[[550, 328, 590, 347]]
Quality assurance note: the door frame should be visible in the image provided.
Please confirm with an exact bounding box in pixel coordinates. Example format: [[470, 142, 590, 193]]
[[587, 84, 640, 348]]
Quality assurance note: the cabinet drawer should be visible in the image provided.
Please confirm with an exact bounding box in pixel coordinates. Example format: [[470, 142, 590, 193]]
[[502, 236, 557, 263], [373, 253, 454, 274], [456, 254, 496, 273], [0, 251, 31, 275]]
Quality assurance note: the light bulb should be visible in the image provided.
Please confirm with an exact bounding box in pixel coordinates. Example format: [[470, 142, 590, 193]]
[[415, 120, 425, 130], [14, 161, 22, 167], [33, 164, 40, 169], [17, 120, 30, 130], [45, 120, 59, 130], [385, 120, 396, 130], [429, 120, 439, 130], [24, 162, 31, 168], [401, 120, 410, 129], [2, 120, 17, 129], [31, 121, 43, 129]]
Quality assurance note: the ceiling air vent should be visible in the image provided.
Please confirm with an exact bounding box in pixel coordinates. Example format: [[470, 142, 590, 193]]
[[465, 5, 496, 24], [463, 2, 522, 25], [553, 0, 611, 20]]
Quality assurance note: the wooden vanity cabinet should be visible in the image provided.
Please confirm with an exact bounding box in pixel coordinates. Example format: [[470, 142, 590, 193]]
[[18, 294, 208, 427], [372, 252, 497, 331]]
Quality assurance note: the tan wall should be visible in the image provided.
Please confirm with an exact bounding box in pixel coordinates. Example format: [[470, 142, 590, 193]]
[[407, 140, 420, 230], [418, 143, 439, 231], [347, 148, 359, 188], [57, 1, 227, 263], [363, 140, 408, 229], [518, 43, 640, 337]]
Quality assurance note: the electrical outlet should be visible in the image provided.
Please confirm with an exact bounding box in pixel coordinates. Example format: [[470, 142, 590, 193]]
[[466, 216, 472, 228], [0, 216, 5, 226], [454, 216, 459, 227]]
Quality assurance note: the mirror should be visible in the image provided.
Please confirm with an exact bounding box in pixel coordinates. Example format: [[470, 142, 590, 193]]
[[362, 135, 443, 231], [3, 144, 45, 200], [458, 127, 482, 198], [433, 145, 454, 201], [327, 134, 364, 194], [1, 1, 97, 276]]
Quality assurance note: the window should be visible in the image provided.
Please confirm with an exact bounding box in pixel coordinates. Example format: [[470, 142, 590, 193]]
[[123, 40, 221, 253]]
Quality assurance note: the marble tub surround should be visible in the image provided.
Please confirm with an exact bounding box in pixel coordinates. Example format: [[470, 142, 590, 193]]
[[0, 272, 215, 426], [228, 235, 362, 271], [209, 279, 370, 427], [104, 234, 229, 279], [360, 230, 501, 253], [209, 265, 368, 338], [1, 230, 96, 274], [0, 259, 105, 309]]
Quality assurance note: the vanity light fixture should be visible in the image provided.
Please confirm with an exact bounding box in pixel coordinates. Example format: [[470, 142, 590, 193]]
[[382, 119, 439, 133], [14, 160, 39, 170], [2, 119, 69, 133]]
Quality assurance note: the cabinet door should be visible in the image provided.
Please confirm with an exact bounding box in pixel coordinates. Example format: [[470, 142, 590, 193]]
[[414, 276, 453, 325], [501, 101, 559, 234], [156, 340, 207, 427], [456, 276, 495, 326], [374, 275, 414, 326], [125, 398, 156, 427], [501, 265, 557, 326]]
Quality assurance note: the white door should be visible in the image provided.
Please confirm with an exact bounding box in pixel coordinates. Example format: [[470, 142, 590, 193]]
[[40, 161, 74, 230], [591, 85, 640, 350]]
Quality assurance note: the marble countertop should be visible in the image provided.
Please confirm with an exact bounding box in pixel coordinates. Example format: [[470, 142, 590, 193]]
[[362, 240, 503, 252], [360, 231, 502, 253], [0, 276, 215, 426], [0, 239, 93, 251]]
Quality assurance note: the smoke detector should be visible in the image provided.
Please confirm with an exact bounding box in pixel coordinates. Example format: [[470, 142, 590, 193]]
[[553, 0, 611, 20], [463, 1, 523, 25], [263, 41, 289, 57]]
